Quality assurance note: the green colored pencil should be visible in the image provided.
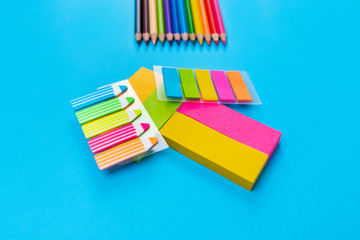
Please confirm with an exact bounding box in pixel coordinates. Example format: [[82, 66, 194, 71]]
[[184, 0, 196, 44], [156, 0, 166, 45], [76, 97, 134, 124]]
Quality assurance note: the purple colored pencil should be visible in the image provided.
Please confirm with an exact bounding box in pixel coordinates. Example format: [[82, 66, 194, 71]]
[[163, 0, 173, 44]]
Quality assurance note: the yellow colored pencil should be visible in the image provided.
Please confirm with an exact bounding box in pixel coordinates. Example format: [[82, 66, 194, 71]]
[[82, 109, 141, 139], [190, 0, 204, 45]]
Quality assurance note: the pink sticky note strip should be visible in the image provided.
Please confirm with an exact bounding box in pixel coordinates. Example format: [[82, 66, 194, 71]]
[[177, 102, 282, 158], [210, 70, 236, 101]]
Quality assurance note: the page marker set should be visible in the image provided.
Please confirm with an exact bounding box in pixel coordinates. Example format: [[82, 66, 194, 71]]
[[153, 65, 261, 104], [71, 67, 281, 191], [70, 80, 168, 170]]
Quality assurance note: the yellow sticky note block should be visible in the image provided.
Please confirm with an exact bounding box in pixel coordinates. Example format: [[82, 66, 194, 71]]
[[194, 70, 218, 101], [128, 67, 156, 103], [160, 112, 269, 190]]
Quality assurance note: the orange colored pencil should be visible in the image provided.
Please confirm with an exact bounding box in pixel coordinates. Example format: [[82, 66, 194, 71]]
[[95, 137, 158, 170], [198, 0, 211, 45]]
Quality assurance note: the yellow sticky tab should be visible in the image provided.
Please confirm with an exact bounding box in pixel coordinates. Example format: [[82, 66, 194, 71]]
[[194, 70, 218, 101], [160, 112, 269, 190], [129, 67, 156, 102]]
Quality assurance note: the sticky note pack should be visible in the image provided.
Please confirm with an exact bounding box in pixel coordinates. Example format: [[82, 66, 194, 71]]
[[160, 102, 281, 190], [129, 67, 182, 129], [154, 66, 261, 104]]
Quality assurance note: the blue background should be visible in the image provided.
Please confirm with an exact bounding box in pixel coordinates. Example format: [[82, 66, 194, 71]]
[[1, 0, 359, 239]]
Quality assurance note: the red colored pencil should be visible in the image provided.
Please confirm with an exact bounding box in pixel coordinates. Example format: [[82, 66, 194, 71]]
[[204, 0, 218, 45], [211, 0, 226, 45]]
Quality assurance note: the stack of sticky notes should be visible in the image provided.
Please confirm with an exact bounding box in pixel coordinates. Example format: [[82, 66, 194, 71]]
[[71, 67, 282, 191], [70, 80, 169, 170], [160, 103, 281, 190], [130, 67, 281, 190]]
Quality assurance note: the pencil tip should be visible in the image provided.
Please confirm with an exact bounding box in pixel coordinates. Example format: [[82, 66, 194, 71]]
[[176, 40, 180, 45], [126, 97, 135, 104], [222, 40, 226, 45], [141, 123, 150, 131], [145, 41, 149, 45], [199, 39, 203, 45], [206, 40, 211, 45], [160, 40, 164, 45], [136, 40, 141, 45], [119, 85, 128, 92], [215, 40, 219, 45], [168, 40, 173, 45], [149, 137, 159, 146], [191, 40, 195, 45], [184, 40, 188, 45]]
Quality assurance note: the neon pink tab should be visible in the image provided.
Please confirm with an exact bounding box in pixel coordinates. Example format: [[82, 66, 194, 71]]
[[177, 102, 282, 157], [210, 70, 235, 101]]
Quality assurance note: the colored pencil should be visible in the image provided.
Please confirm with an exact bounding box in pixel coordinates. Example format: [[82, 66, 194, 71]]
[[163, 0, 173, 44], [204, 0, 218, 44], [211, 0, 226, 45], [156, 0, 166, 44], [184, 0, 196, 44], [88, 123, 150, 154], [70, 85, 127, 111], [82, 109, 141, 139], [149, 0, 158, 44], [75, 97, 134, 125], [142, 0, 150, 44], [190, 0, 204, 45], [198, 0, 211, 45], [95, 137, 159, 170], [135, 0, 142, 44], [170, 0, 181, 45], [177, 0, 189, 44]]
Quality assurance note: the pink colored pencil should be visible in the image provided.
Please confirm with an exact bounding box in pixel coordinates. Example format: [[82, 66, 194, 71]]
[[88, 123, 150, 154], [211, 0, 226, 45]]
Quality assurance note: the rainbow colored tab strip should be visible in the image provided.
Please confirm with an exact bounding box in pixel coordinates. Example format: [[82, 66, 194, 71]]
[[153, 66, 261, 104]]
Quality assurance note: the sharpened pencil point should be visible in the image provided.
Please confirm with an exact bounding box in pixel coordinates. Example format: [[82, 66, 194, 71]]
[[199, 39, 203, 45], [141, 123, 150, 131], [206, 40, 211, 45], [160, 40, 164, 45], [126, 97, 135, 105], [145, 40, 149, 45], [184, 40, 188, 45], [136, 40, 141, 45], [149, 137, 158, 146], [222, 40, 226, 45], [191, 40, 195, 45], [168, 40, 173, 45], [176, 40, 180, 45], [134, 110, 142, 117], [215, 40, 219, 45]]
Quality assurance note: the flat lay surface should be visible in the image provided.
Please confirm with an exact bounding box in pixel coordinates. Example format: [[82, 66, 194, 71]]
[[1, 0, 359, 239]]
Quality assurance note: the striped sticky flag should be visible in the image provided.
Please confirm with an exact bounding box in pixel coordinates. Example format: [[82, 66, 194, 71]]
[[75, 97, 134, 124], [95, 137, 159, 170], [88, 123, 150, 153], [70, 85, 128, 111], [82, 109, 142, 139]]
